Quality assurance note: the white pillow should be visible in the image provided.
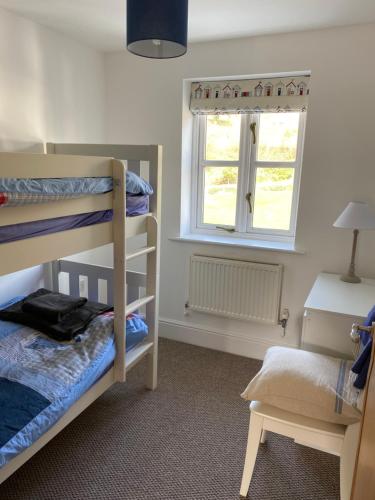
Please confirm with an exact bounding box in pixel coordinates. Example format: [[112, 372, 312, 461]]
[[241, 346, 362, 425]]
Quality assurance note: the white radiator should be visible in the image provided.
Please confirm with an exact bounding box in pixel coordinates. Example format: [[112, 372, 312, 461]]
[[188, 256, 283, 324]]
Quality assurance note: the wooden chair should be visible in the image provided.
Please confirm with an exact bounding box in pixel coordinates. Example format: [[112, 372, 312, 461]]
[[240, 324, 374, 500]]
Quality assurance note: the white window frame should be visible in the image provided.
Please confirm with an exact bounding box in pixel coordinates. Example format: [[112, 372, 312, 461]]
[[190, 112, 306, 243]]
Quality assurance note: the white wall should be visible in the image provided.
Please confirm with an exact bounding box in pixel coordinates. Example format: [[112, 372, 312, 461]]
[[105, 23, 375, 358], [0, 7, 105, 303]]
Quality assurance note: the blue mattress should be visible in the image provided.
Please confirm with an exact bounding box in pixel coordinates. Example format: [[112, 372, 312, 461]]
[[0, 177, 113, 196], [0, 172, 153, 208], [0, 299, 148, 467], [0, 172, 153, 196], [0, 192, 149, 244]]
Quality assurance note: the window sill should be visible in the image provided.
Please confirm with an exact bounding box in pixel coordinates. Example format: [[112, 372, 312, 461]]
[[170, 234, 305, 254]]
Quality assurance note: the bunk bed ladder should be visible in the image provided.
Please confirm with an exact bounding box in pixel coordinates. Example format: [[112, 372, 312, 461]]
[[124, 216, 159, 389], [113, 160, 160, 386]]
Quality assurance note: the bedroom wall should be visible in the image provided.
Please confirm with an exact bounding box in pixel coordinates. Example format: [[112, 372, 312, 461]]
[[0, 7, 106, 304], [104, 23, 375, 359]]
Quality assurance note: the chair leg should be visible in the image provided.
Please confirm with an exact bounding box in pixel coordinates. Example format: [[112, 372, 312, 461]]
[[260, 430, 268, 444], [240, 411, 264, 498], [340, 422, 360, 500]]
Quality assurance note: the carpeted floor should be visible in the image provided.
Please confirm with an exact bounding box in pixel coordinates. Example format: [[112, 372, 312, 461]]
[[0, 339, 340, 500]]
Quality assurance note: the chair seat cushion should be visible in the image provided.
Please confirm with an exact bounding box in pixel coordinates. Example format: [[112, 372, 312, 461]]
[[241, 346, 362, 425]]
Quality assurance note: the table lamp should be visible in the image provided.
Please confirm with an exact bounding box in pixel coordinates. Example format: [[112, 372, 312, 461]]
[[333, 202, 375, 283]]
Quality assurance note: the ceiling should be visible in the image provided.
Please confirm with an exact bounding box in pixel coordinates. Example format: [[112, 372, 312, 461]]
[[0, 0, 374, 52]]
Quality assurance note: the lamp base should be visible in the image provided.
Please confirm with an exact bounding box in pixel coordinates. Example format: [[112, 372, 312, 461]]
[[340, 273, 361, 284]]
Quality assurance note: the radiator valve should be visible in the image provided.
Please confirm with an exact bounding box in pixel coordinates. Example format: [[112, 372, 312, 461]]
[[279, 308, 289, 336], [184, 301, 190, 316]]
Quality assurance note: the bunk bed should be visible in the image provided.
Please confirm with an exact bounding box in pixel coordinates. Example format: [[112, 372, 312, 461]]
[[0, 144, 162, 484]]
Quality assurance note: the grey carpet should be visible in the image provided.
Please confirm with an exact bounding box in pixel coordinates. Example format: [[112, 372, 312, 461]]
[[0, 339, 340, 500]]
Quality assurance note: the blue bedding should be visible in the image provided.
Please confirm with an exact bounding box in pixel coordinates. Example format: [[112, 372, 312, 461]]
[[0, 177, 113, 196], [0, 172, 153, 195], [0, 299, 148, 467]]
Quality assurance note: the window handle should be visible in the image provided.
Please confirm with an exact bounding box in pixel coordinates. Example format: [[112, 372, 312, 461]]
[[216, 226, 235, 233], [250, 122, 256, 144], [245, 192, 252, 213]]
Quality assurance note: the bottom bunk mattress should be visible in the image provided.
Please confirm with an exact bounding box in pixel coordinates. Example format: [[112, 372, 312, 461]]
[[0, 194, 149, 244], [0, 298, 148, 468]]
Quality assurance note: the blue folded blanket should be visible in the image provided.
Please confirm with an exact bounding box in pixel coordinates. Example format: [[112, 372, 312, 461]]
[[351, 305, 375, 389]]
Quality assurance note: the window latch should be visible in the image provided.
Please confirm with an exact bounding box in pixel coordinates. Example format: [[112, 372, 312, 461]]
[[250, 122, 256, 144], [216, 226, 235, 233], [245, 192, 252, 213]]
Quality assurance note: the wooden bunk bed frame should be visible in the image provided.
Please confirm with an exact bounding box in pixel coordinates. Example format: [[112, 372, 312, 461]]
[[0, 144, 162, 484]]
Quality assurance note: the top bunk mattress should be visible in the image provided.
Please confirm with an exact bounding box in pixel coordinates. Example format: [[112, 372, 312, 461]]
[[0, 171, 153, 208]]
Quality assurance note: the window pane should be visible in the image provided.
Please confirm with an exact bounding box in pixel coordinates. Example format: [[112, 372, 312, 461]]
[[203, 166, 238, 226], [252, 168, 294, 231], [205, 114, 241, 161], [257, 113, 299, 162]]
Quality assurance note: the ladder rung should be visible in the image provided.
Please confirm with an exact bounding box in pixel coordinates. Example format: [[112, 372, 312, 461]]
[[126, 341, 154, 371], [126, 246, 155, 262], [126, 295, 154, 315]]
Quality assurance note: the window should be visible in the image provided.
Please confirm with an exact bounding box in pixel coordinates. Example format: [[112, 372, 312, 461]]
[[191, 111, 305, 241]]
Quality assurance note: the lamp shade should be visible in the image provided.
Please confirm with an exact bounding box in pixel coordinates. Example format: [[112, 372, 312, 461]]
[[333, 202, 375, 230], [127, 0, 188, 59]]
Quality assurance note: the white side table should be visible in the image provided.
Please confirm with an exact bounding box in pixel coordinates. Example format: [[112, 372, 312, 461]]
[[302, 273, 375, 358]]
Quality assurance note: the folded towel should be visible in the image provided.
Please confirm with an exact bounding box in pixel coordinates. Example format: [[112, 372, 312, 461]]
[[22, 289, 87, 323], [351, 305, 375, 389], [0, 289, 112, 341]]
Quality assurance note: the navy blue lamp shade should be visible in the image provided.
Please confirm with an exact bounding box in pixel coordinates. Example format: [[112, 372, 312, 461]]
[[127, 0, 188, 59]]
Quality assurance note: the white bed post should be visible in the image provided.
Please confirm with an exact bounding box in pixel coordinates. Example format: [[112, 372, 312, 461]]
[[42, 261, 60, 292], [112, 159, 127, 382], [148, 145, 162, 217], [145, 146, 162, 390], [51, 261, 60, 292], [145, 216, 159, 390]]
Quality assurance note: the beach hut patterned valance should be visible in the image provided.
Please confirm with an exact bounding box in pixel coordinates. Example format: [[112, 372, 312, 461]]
[[190, 76, 310, 114]]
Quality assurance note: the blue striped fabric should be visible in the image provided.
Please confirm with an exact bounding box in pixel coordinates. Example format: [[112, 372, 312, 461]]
[[335, 359, 347, 415]]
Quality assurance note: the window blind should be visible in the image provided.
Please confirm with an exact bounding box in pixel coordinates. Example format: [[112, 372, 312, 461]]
[[190, 75, 310, 114]]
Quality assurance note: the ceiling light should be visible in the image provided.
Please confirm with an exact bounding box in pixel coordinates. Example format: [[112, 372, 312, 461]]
[[127, 0, 189, 59]]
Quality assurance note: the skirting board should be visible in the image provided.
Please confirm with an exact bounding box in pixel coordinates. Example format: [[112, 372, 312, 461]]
[[159, 318, 297, 360]]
